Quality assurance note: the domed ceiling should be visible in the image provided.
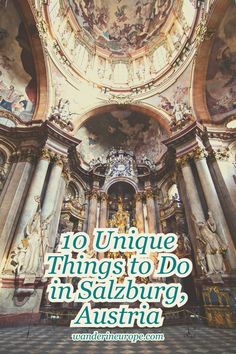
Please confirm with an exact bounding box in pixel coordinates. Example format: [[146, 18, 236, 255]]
[[46, 0, 197, 91], [69, 0, 174, 54]]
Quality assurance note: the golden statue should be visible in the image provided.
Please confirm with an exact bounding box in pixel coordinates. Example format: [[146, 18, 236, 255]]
[[107, 195, 147, 284], [109, 196, 130, 233], [107, 196, 133, 272]]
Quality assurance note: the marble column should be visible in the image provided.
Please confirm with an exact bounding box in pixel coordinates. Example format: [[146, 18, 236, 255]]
[[98, 192, 108, 260], [87, 190, 98, 247], [135, 192, 145, 232], [0, 153, 35, 269], [211, 148, 236, 208], [0, 160, 16, 206], [194, 149, 236, 269], [208, 148, 236, 244], [145, 189, 157, 233], [83, 191, 90, 232], [48, 175, 67, 248], [180, 158, 205, 222], [99, 192, 108, 228], [154, 192, 161, 232], [13, 149, 51, 246], [178, 157, 205, 265], [41, 156, 64, 220], [177, 168, 199, 260]]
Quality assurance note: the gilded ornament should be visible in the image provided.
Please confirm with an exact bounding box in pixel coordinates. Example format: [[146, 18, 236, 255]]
[[40, 148, 51, 161], [194, 146, 208, 161]]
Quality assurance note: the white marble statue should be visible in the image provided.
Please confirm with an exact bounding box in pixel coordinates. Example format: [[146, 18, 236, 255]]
[[38, 214, 53, 276], [51, 98, 71, 122], [194, 212, 227, 275], [21, 210, 42, 275], [182, 232, 192, 255], [11, 201, 53, 277], [196, 248, 207, 274]]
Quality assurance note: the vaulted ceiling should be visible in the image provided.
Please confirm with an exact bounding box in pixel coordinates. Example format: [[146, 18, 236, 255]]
[[69, 0, 174, 54]]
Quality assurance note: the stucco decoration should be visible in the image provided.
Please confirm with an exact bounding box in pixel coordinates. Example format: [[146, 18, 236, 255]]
[[76, 110, 168, 168], [0, 0, 37, 121], [50, 62, 101, 118], [144, 63, 193, 117], [206, 6, 236, 122]]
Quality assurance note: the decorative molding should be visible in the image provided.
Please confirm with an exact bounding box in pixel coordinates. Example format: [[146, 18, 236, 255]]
[[208, 147, 230, 161], [135, 192, 144, 202], [105, 93, 136, 105], [100, 192, 109, 202], [10, 148, 38, 163], [145, 189, 154, 199], [193, 146, 208, 161], [40, 148, 51, 161], [176, 154, 192, 168], [90, 190, 99, 199], [195, 18, 215, 45]]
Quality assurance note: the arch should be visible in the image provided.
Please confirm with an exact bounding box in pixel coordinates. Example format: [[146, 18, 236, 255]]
[[15, 0, 49, 120], [103, 177, 139, 194], [192, 0, 231, 123], [73, 102, 172, 135]]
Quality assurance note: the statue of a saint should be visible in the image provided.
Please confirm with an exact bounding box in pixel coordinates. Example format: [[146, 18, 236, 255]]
[[38, 214, 53, 277], [194, 212, 227, 275], [11, 196, 53, 277], [21, 210, 42, 275]]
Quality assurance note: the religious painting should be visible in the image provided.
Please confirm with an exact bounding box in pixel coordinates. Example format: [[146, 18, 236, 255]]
[[206, 6, 236, 122], [145, 63, 192, 116], [76, 110, 168, 168], [0, 0, 37, 122], [69, 0, 174, 54]]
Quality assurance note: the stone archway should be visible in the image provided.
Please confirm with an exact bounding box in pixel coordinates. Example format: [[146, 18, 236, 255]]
[[192, 0, 231, 123], [73, 102, 172, 134], [15, 0, 49, 120]]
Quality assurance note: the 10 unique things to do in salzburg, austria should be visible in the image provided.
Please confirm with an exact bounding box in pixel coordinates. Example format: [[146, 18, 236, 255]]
[[44, 227, 192, 328]]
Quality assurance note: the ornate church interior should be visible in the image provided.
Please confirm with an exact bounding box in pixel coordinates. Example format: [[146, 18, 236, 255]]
[[0, 0, 236, 332]]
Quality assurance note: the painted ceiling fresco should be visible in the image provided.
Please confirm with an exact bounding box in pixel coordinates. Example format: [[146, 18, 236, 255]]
[[69, 0, 173, 54], [76, 110, 168, 167], [206, 6, 236, 122], [0, 0, 37, 122], [145, 63, 192, 116]]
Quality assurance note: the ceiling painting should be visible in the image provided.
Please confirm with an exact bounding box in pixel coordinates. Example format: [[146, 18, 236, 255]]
[[69, 0, 173, 54]]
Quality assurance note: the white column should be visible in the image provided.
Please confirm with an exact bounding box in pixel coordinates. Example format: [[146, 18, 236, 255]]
[[145, 190, 157, 233], [99, 192, 108, 228], [154, 192, 161, 232], [135, 192, 145, 232], [98, 192, 108, 260], [41, 158, 64, 220], [180, 159, 205, 222], [48, 176, 67, 248], [87, 190, 98, 247], [194, 151, 236, 269], [0, 158, 34, 269], [215, 154, 236, 210], [14, 151, 50, 243], [83, 192, 90, 232]]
